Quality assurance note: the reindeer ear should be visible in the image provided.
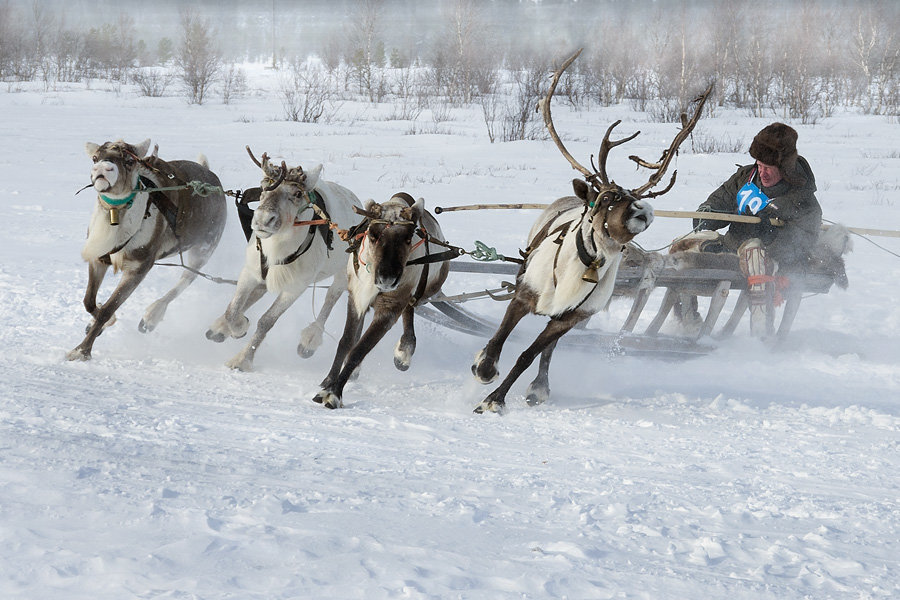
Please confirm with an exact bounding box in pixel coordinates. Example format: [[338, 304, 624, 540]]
[[572, 179, 597, 205], [85, 142, 100, 157], [135, 139, 152, 158], [303, 164, 323, 191], [364, 199, 382, 218], [572, 179, 591, 202], [409, 198, 425, 222]]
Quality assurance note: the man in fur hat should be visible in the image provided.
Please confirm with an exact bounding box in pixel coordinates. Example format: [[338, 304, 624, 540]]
[[674, 122, 822, 339]]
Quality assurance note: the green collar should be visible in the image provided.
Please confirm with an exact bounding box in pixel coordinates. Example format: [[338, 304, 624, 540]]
[[100, 181, 144, 207]]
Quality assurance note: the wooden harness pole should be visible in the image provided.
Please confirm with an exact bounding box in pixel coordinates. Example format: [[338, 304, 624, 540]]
[[433, 204, 900, 238]]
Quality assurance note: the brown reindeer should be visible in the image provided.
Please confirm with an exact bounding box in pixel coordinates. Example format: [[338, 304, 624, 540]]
[[67, 139, 226, 361], [471, 50, 712, 413], [313, 193, 450, 409]]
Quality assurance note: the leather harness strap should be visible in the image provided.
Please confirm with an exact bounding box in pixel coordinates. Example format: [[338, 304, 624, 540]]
[[257, 190, 332, 280]]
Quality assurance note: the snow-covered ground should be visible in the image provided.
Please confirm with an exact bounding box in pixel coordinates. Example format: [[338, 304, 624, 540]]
[[1, 67, 898, 599]]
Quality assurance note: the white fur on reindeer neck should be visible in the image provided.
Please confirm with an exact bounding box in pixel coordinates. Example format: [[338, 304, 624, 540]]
[[81, 140, 157, 268], [521, 202, 628, 316]]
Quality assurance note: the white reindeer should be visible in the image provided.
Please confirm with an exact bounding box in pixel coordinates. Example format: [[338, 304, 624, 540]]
[[68, 139, 227, 361], [471, 50, 712, 413], [205, 149, 361, 371]]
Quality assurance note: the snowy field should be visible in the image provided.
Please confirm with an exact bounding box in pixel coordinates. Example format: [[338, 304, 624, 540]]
[[1, 65, 899, 599]]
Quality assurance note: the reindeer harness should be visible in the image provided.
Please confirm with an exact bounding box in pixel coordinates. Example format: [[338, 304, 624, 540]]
[[256, 189, 333, 280]]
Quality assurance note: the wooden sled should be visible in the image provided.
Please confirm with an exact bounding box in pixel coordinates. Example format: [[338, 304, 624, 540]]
[[416, 244, 846, 359]]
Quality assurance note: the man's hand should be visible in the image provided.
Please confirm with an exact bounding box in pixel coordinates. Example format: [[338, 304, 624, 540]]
[[757, 202, 780, 224], [693, 205, 721, 231]]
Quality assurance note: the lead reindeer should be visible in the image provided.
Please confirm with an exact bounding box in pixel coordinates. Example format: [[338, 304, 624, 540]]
[[205, 149, 361, 371], [312, 193, 450, 409], [471, 50, 712, 413], [68, 139, 227, 361]]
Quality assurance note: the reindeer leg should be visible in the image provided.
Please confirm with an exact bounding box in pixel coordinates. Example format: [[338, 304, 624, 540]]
[[393, 304, 416, 371], [314, 301, 366, 407], [68, 262, 153, 361], [297, 275, 347, 359], [225, 289, 302, 372], [82, 260, 118, 332], [143, 240, 224, 333], [474, 315, 580, 414], [207, 272, 266, 342], [139, 267, 198, 333], [316, 300, 404, 409], [525, 339, 558, 406], [472, 295, 530, 384]]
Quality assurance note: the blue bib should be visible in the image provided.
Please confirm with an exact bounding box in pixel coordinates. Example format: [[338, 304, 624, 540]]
[[737, 180, 769, 215]]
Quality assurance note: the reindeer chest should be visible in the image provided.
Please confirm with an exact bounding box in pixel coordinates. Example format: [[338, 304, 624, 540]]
[[82, 193, 163, 262], [521, 219, 622, 317]]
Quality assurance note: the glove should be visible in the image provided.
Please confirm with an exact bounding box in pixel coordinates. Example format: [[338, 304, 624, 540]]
[[757, 202, 780, 224]]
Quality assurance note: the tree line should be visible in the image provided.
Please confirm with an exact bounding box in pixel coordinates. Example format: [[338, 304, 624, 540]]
[[1, 0, 897, 137]]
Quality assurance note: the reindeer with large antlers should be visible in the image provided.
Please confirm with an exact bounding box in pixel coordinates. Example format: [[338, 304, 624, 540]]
[[471, 49, 712, 413]]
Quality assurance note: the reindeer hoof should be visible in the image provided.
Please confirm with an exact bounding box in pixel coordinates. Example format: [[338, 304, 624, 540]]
[[66, 348, 91, 362], [297, 345, 316, 359], [206, 329, 226, 343], [525, 383, 550, 406], [138, 318, 154, 333], [313, 391, 342, 409], [471, 349, 498, 384], [473, 398, 505, 414], [394, 356, 410, 371], [225, 355, 252, 372]]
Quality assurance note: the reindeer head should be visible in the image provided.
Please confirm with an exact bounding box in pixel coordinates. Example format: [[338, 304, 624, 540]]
[[355, 193, 424, 292], [85, 138, 151, 201], [570, 178, 654, 245], [246, 146, 324, 238], [540, 49, 712, 245]]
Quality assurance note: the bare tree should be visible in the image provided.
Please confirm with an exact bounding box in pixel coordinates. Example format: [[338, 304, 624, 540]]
[[708, 2, 744, 107], [221, 63, 248, 104], [736, 26, 774, 117], [770, 2, 827, 123], [853, 4, 900, 115], [132, 67, 174, 97], [348, 0, 386, 102], [388, 64, 428, 121], [176, 9, 221, 105], [432, 0, 493, 104], [279, 60, 337, 123]]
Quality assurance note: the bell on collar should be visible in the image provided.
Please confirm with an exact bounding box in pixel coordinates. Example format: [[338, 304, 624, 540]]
[[581, 255, 606, 283], [109, 207, 120, 226]]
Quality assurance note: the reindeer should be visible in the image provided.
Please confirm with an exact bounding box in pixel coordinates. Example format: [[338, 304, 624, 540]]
[[471, 50, 712, 413], [312, 193, 450, 409], [67, 139, 227, 361], [205, 149, 362, 371]]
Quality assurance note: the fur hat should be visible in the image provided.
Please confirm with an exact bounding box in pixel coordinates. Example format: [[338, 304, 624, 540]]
[[749, 122, 798, 174]]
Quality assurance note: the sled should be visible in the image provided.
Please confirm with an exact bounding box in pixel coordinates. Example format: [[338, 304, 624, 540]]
[[416, 245, 845, 359]]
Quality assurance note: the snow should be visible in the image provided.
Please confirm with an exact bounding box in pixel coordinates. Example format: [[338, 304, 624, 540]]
[[1, 68, 899, 599]]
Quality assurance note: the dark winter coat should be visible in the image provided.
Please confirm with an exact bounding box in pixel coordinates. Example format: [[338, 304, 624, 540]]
[[694, 156, 822, 270]]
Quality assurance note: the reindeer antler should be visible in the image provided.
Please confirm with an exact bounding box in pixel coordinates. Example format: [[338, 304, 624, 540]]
[[541, 49, 645, 189], [263, 160, 287, 191], [246, 145, 263, 168], [539, 49, 596, 183], [593, 120, 640, 186], [629, 82, 714, 198]]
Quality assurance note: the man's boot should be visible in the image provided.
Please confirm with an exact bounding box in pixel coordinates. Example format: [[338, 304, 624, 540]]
[[739, 238, 775, 339]]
